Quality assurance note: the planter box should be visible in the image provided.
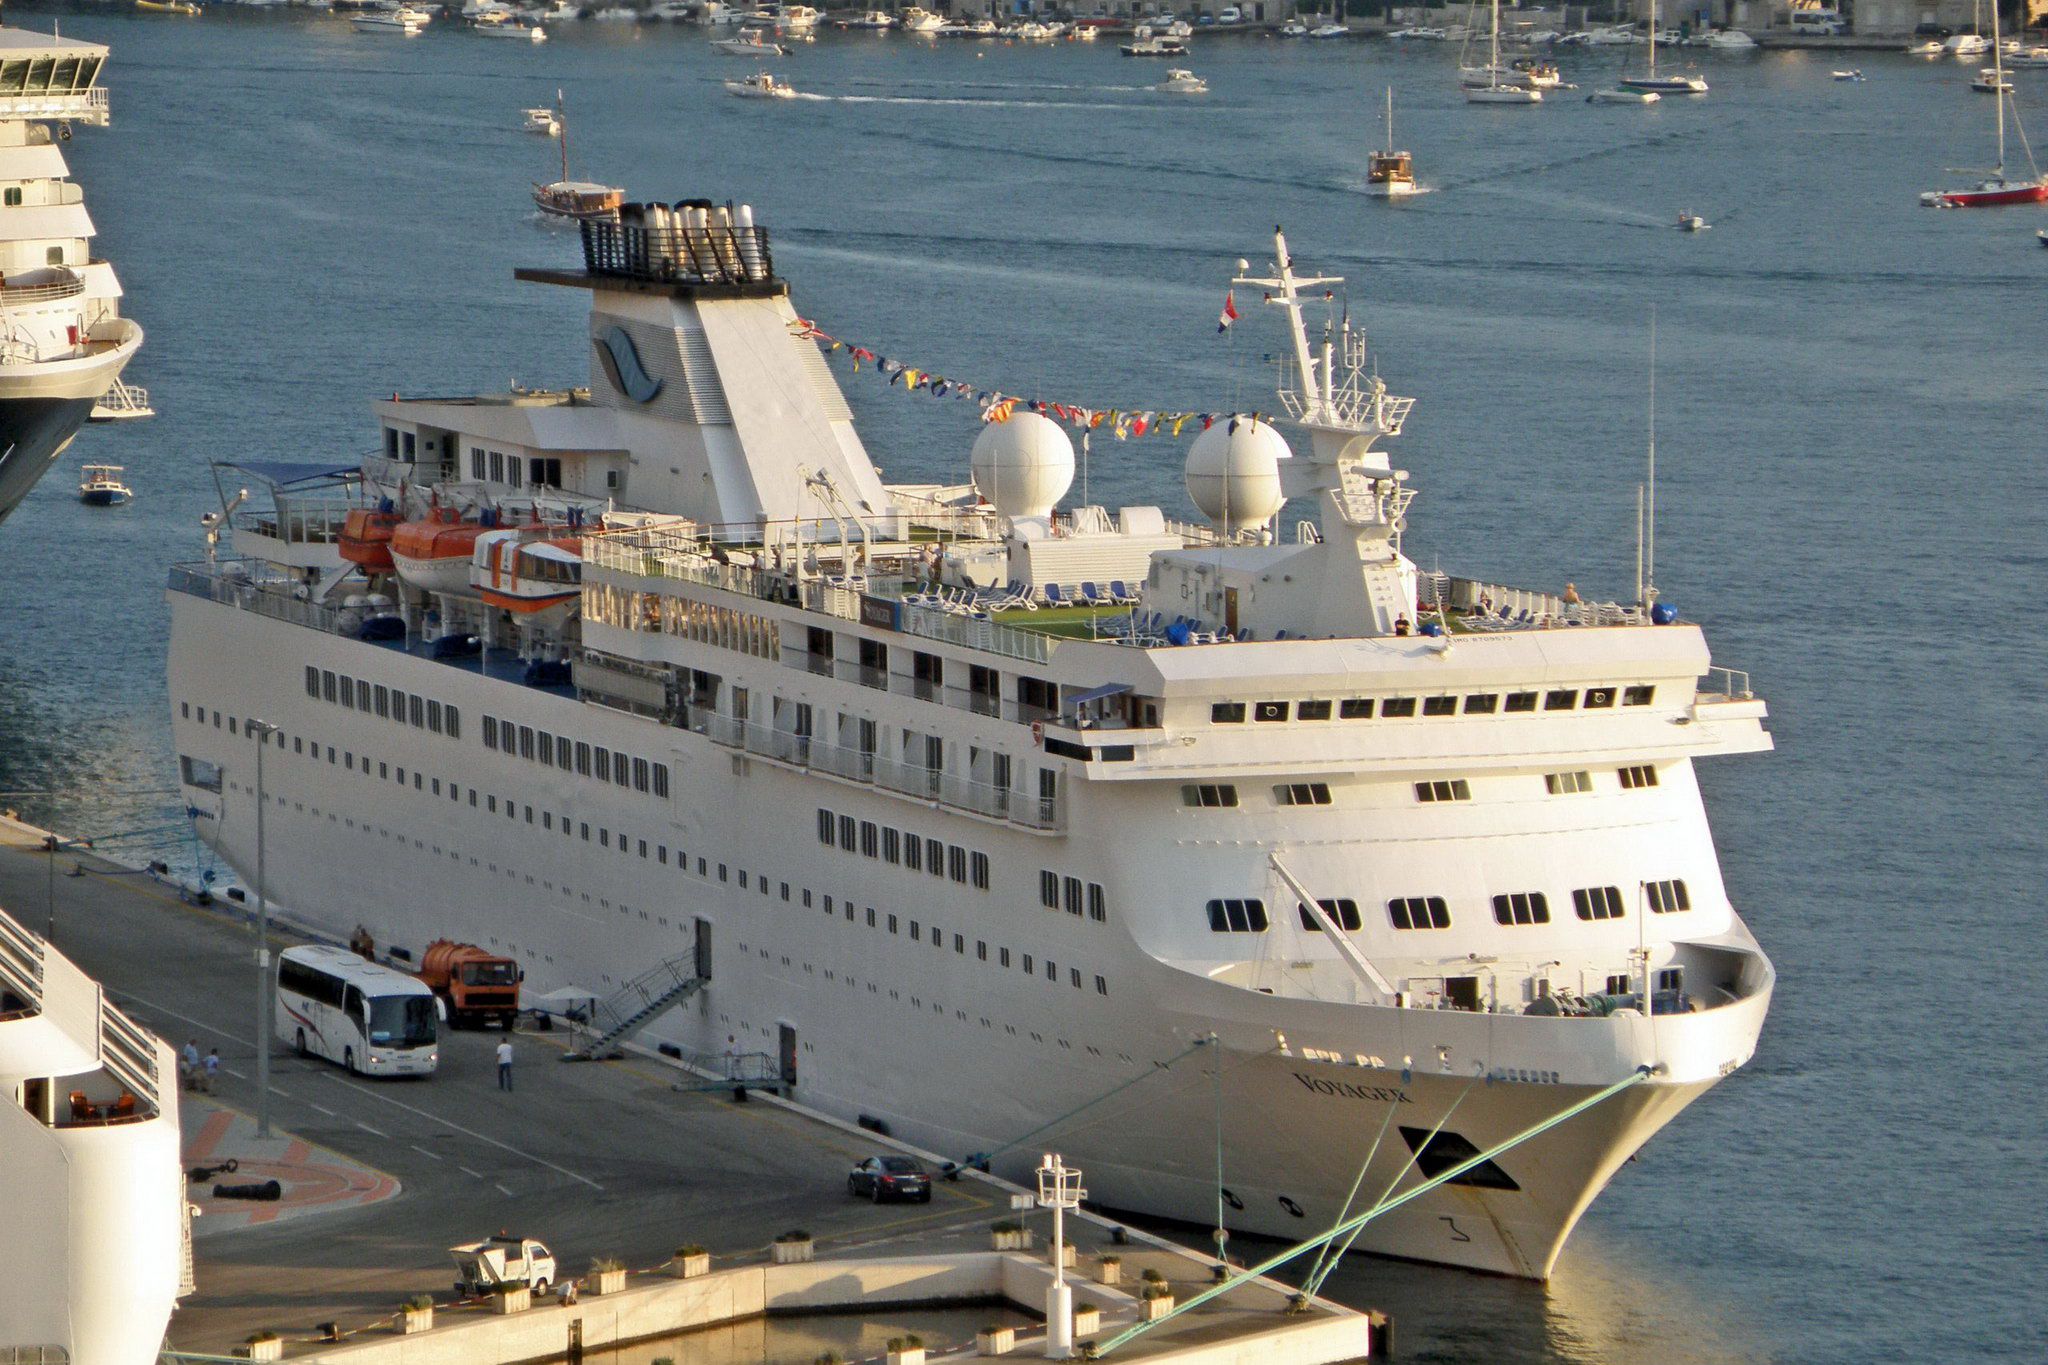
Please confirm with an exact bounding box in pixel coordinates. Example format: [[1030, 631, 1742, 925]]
[[492, 1287, 531, 1315], [771, 1239, 815, 1265], [590, 1268, 626, 1296], [1050, 1243, 1076, 1269], [1072, 1306, 1101, 1337], [671, 1253, 710, 1279], [1096, 1261, 1122, 1286], [975, 1326, 1017, 1355], [1140, 1295, 1175, 1323], [399, 1308, 433, 1335], [990, 1229, 1036, 1251], [241, 1340, 282, 1363], [885, 1351, 925, 1365]]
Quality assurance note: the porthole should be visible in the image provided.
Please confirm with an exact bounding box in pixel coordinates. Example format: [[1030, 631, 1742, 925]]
[[1221, 1188, 1244, 1211], [1278, 1195, 1305, 1218]]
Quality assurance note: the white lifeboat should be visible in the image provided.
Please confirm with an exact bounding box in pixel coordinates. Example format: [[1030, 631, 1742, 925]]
[[472, 530, 583, 618]]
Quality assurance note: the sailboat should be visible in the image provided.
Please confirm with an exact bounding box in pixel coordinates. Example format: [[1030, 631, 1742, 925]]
[[1620, 0, 1708, 95], [1367, 86, 1417, 197], [531, 90, 624, 224], [1921, 4, 2048, 206], [1463, 0, 1542, 103]]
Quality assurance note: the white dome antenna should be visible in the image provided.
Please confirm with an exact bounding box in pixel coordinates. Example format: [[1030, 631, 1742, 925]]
[[1185, 416, 1289, 535], [971, 412, 1075, 520]]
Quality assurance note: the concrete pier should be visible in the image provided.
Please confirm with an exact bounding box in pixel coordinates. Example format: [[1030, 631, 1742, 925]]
[[0, 818, 1379, 1363]]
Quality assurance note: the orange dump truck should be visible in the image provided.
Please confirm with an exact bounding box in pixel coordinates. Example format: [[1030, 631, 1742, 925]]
[[417, 940, 522, 1030]]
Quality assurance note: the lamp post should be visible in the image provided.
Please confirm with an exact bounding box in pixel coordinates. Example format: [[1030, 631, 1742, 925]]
[[248, 719, 278, 1137], [1037, 1153, 1086, 1360]]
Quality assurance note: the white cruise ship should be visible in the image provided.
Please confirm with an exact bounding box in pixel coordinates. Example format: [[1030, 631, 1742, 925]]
[[166, 203, 1775, 1279], [0, 26, 143, 531], [1, 899, 188, 1362]]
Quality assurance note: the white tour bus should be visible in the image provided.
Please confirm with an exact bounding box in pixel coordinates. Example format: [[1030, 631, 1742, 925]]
[[276, 944, 439, 1077]]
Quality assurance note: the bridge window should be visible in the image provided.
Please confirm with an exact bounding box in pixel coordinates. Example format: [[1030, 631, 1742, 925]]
[[1339, 698, 1373, 719], [1211, 702, 1246, 724], [1297, 700, 1332, 721], [1181, 784, 1239, 808], [1275, 783, 1331, 806], [1572, 886, 1625, 921], [1422, 696, 1457, 716], [1544, 770, 1593, 795], [1296, 899, 1362, 932], [1380, 698, 1417, 718], [1388, 896, 1450, 930], [1205, 898, 1269, 933], [1646, 879, 1692, 914], [1624, 685, 1656, 706], [1491, 892, 1550, 926], [1504, 691, 1537, 713], [1544, 689, 1579, 711], [1414, 779, 1470, 803], [1619, 764, 1659, 790], [1254, 701, 1289, 722]]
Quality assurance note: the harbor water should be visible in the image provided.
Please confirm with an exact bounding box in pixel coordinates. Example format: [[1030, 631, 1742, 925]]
[[2, 8, 2043, 1361]]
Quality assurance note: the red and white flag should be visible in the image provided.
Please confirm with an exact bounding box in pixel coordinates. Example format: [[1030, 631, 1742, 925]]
[[1217, 290, 1239, 333]]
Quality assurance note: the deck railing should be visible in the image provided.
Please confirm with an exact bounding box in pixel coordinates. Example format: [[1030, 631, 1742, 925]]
[[167, 562, 342, 634], [0, 909, 45, 1015]]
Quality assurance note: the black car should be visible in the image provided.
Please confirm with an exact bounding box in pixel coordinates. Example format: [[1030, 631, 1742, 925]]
[[848, 1154, 933, 1203]]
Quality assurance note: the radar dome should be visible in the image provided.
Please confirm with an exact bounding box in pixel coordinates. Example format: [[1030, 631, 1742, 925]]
[[971, 412, 1075, 519], [1184, 415, 1289, 533]]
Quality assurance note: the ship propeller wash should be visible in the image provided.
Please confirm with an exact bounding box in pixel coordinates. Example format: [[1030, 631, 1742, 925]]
[[168, 205, 1774, 1279]]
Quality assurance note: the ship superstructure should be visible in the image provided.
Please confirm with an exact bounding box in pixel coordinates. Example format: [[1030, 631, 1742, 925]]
[[166, 207, 1773, 1279], [0, 26, 142, 531]]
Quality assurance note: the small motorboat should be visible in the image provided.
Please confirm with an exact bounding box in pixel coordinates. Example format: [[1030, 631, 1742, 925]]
[[1905, 39, 1945, 56], [1707, 29, 1757, 48], [1121, 34, 1189, 56], [1310, 23, 1350, 38], [1676, 212, 1709, 231], [522, 106, 561, 135], [1156, 68, 1208, 94], [726, 70, 797, 98], [1589, 86, 1661, 103], [352, 7, 430, 33], [2037, 228, 2048, 247], [899, 6, 946, 33], [1832, 68, 1866, 81], [1971, 67, 2014, 92], [78, 464, 133, 506], [841, 9, 895, 28], [89, 380, 154, 423], [713, 32, 787, 55], [482, 19, 547, 39], [1278, 19, 1308, 37], [135, 0, 201, 13]]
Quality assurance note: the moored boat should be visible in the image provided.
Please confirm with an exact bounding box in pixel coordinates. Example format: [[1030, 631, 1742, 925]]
[[532, 91, 624, 223], [78, 463, 132, 505], [726, 70, 797, 99], [1367, 87, 1416, 198], [1922, 4, 2047, 206]]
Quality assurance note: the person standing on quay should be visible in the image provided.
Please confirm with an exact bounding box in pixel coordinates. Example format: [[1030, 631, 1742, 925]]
[[496, 1037, 514, 1091]]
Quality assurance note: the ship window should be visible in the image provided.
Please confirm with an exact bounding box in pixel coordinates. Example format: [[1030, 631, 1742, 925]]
[[1607, 973, 1632, 995], [471, 448, 486, 480], [409, 695, 424, 727], [927, 837, 944, 876], [1070, 967, 1082, 988], [887, 913, 898, 934], [1619, 764, 1659, 790], [1572, 886, 1626, 921], [537, 733, 553, 766], [971, 852, 990, 890], [1088, 884, 1105, 922], [1296, 899, 1362, 932], [1415, 779, 1470, 803], [884, 828, 900, 863], [1000, 948, 1012, 968], [428, 700, 444, 733], [1381, 698, 1417, 718], [738, 870, 748, 889], [45, 246, 60, 266], [1491, 892, 1550, 926], [555, 733, 570, 769], [1205, 898, 1269, 933], [1544, 770, 1592, 795], [1297, 700, 1332, 721], [1504, 692, 1537, 713], [1544, 689, 1579, 711], [1657, 968, 1683, 993], [1583, 687, 1617, 709], [1254, 701, 1289, 722], [1647, 879, 1692, 914], [1339, 698, 1373, 719], [1041, 870, 1059, 908], [519, 726, 535, 760], [634, 757, 651, 793], [575, 741, 591, 776], [339, 676, 355, 709], [371, 684, 390, 717], [717, 863, 728, 882], [487, 795, 497, 813], [948, 845, 967, 883], [1423, 696, 1458, 716], [305, 666, 319, 698], [977, 940, 988, 960], [1211, 702, 1246, 724], [1181, 784, 1238, 808], [1063, 876, 1083, 915], [861, 821, 878, 858], [615, 753, 632, 788], [1388, 896, 1450, 930], [595, 748, 611, 782], [818, 808, 833, 844], [1624, 685, 1656, 706], [904, 831, 922, 871], [1464, 694, 1498, 713], [1096, 975, 1109, 996], [1399, 1127, 1521, 1191], [839, 815, 856, 849], [488, 451, 504, 482], [179, 756, 222, 793], [1275, 783, 1332, 806]]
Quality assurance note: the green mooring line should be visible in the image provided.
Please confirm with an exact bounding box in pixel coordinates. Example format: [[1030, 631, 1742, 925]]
[[1090, 1065, 1653, 1359], [969, 1036, 1214, 1170]]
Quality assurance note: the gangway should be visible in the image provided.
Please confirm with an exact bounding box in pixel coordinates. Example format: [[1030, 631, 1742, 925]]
[[564, 956, 705, 1060]]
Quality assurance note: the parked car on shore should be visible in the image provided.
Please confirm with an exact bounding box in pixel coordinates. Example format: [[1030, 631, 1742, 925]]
[[848, 1154, 934, 1203]]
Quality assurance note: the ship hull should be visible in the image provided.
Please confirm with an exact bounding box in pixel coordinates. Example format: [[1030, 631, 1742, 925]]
[[166, 587, 1772, 1279], [0, 326, 142, 529]]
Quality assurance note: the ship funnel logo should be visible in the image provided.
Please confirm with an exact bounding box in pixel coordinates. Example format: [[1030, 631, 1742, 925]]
[[596, 326, 663, 404]]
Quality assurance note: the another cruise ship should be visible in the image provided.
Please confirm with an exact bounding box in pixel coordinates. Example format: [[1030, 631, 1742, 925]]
[[0, 26, 143, 531], [166, 203, 1774, 1279]]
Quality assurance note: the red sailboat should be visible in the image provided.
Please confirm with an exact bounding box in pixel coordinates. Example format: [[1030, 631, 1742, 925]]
[[1921, 8, 2047, 206]]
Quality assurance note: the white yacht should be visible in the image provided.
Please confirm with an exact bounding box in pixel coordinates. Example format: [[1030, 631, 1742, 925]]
[[0, 26, 145, 533], [899, 7, 948, 34], [352, 7, 431, 33], [1, 900, 189, 1364], [1464, 0, 1543, 103], [1155, 68, 1208, 94], [166, 212, 1775, 1281], [726, 70, 797, 98]]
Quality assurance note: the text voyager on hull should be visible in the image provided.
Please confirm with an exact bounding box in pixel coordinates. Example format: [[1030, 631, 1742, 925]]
[[167, 203, 1774, 1280]]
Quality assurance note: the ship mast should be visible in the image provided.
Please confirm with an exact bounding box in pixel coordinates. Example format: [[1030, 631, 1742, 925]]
[[1647, 0, 1657, 81], [557, 87, 570, 185], [1235, 228, 1341, 420], [1992, 1, 2006, 175]]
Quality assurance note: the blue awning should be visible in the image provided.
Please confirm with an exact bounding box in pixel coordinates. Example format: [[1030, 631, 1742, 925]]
[[214, 460, 359, 489], [1066, 683, 1132, 708]]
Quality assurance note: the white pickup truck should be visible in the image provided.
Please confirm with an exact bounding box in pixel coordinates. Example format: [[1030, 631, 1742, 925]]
[[450, 1235, 557, 1297]]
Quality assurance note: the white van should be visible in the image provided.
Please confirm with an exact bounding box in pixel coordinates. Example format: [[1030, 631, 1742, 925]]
[[1789, 9, 1845, 34]]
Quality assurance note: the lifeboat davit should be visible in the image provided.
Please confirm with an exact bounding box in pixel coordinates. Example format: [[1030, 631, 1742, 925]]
[[473, 530, 582, 617], [339, 506, 402, 575], [392, 507, 495, 597]]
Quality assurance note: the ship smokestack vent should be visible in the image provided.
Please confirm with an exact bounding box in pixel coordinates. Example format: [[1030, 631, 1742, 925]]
[[579, 201, 775, 287]]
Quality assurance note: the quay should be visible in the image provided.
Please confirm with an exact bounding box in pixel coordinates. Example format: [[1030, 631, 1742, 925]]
[[0, 815, 1381, 1364]]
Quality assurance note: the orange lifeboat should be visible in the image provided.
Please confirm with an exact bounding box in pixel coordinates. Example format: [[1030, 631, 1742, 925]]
[[339, 507, 402, 576], [392, 507, 494, 597], [474, 531, 582, 616]]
